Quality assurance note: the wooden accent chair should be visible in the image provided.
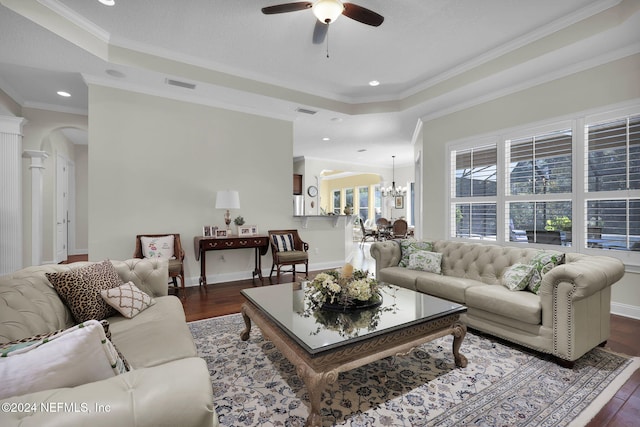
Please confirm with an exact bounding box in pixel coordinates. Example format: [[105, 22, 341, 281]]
[[360, 220, 377, 247], [376, 217, 391, 240], [268, 229, 309, 284], [134, 234, 185, 290], [391, 219, 408, 239]]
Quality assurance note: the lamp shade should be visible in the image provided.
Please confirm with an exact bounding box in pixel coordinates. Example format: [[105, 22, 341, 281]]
[[215, 190, 240, 210], [313, 0, 344, 24]]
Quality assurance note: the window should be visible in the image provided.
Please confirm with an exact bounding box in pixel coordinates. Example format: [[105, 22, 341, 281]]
[[451, 144, 497, 239], [446, 106, 640, 264], [507, 129, 573, 246], [345, 188, 354, 213], [374, 185, 382, 221], [585, 115, 640, 251], [358, 186, 369, 223], [332, 190, 341, 215]]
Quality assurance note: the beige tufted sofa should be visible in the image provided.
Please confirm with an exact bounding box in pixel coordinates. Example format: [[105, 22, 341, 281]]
[[371, 240, 626, 365], [0, 259, 218, 427]]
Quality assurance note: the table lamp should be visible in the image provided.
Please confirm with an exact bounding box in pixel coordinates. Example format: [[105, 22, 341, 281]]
[[215, 190, 240, 230]]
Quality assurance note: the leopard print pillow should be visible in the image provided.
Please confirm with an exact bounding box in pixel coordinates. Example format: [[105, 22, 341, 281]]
[[47, 260, 123, 323]]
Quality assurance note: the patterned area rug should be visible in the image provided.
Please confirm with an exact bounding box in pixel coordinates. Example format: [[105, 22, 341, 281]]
[[189, 314, 639, 427]]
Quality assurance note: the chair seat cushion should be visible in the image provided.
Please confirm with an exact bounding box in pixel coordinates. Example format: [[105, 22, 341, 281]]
[[276, 250, 308, 262], [167, 259, 183, 275]]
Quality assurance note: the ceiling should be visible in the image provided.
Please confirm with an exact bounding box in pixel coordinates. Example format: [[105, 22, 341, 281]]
[[0, 0, 638, 167]]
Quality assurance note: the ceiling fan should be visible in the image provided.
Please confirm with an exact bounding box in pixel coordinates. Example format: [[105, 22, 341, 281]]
[[262, 0, 384, 45]]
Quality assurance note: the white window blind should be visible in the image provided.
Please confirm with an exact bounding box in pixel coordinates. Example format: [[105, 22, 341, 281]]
[[585, 115, 640, 251]]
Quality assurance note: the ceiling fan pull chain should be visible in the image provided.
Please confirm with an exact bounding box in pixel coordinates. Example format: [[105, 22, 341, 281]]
[[326, 26, 330, 58]]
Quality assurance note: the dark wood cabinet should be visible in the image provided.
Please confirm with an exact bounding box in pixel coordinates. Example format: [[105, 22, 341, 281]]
[[293, 174, 302, 195]]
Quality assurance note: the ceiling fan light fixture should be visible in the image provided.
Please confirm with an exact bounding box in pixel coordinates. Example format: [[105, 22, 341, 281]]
[[313, 0, 344, 24]]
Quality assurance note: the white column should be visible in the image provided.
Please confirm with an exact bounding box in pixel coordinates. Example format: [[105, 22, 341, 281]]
[[22, 150, 49, 266], [0, 116, 26, 274]]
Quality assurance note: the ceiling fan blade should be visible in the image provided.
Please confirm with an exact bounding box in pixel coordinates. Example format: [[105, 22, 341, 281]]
[[342, 3, 384, 26], [312, 20, 328, 44], [261, 2, 313, 15]]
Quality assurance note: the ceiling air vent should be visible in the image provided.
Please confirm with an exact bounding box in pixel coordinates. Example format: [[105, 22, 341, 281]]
[[165, 78, 196, 90], [295, 107, 317, 115]]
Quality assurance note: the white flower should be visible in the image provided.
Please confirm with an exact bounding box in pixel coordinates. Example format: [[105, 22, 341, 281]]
[[348, 279, 373, 301]]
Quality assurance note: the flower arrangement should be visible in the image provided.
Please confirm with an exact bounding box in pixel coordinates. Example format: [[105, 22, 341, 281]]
[[233, 215, 245, 226], [305, 263, 381, 310]]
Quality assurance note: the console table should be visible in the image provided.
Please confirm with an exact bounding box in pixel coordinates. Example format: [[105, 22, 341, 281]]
[[194, 235, 269, 286]]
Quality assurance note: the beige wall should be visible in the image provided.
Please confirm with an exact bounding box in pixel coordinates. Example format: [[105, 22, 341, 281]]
[[87, 85, 351, 283], [421, 54, 640, 317]]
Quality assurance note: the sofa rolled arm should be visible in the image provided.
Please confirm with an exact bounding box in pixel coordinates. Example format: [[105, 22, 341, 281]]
[[370, 241, 402, 278], [539, 255, 625, 299], [0, 358, 217, 427]]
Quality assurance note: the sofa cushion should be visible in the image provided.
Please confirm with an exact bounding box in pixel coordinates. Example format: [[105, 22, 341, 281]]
[[140, 235, 175, 259], [46, 260, 122, 323], [398, 240, 433, 267], [527, 251, 565, 294], [408, 250, 443, 274], [101, 281, 156, 319], [415, 274, 485, 304], [0, 320, 128, 400], [106, 296, 196, 368], [502, 263, 535, 291], [466, 285, 541, 325], [378, 267, 423, 291]]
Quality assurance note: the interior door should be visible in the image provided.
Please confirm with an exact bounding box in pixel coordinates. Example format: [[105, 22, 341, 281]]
[[56, 155, 68, 263]]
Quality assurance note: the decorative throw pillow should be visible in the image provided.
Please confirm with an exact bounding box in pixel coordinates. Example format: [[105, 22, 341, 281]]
[[408, 250, 443, 274], [398, 240, 434, 267], [101, 281, 156, 319], [272, 234, 295, 252], [140, 235, 175, 259], [502, 263, 535, 291], [527, 251, 566, 294], [0, 320, 129, 400], [0, 320, 111, 353], [47, 259, 122, 323]]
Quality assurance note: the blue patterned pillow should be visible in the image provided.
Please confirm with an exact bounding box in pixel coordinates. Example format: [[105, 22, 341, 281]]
[[398, 240, 434, 267]]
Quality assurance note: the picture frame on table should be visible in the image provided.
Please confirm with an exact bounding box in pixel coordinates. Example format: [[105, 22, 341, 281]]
[[203, 225, 212, 237], [394, 196, 404, 209], [238, 226, 252, 236], [215, 229, 228, 238], [249, 225, 258, 235]]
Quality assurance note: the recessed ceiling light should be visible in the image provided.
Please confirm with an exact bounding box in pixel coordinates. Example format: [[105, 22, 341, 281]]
[[369, 80, 380, 87], [57, 91, 71, 97], [322, 137, 331, 141], [99, 0, 115, 6], [330, 117, 343, 123]]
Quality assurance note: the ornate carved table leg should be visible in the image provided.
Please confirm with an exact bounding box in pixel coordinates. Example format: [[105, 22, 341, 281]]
[[451, 321, 468, 368], [297, 365, 338, 427], [240, 304, 252, 341]]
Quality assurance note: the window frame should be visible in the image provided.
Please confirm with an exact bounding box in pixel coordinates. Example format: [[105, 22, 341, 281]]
[[446, 105, 640, 268]]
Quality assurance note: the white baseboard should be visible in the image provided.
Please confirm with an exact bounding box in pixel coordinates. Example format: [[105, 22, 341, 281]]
[[611, 302, 640, 320], [184, 261, 346, 287]]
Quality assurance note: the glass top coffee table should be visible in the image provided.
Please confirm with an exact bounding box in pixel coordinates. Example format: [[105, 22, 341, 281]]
[[240, 283, 467, 427]]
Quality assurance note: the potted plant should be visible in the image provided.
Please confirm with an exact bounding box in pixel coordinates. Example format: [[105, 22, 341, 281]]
[[234, 215, 245, 234]]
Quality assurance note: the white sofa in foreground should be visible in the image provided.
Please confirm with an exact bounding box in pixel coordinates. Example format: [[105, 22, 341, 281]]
[[371, 239, 626, 366], [0, 258, 218, 427]]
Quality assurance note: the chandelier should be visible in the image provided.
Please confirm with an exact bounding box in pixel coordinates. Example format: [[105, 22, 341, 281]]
[[381, 155, 406, 197]]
